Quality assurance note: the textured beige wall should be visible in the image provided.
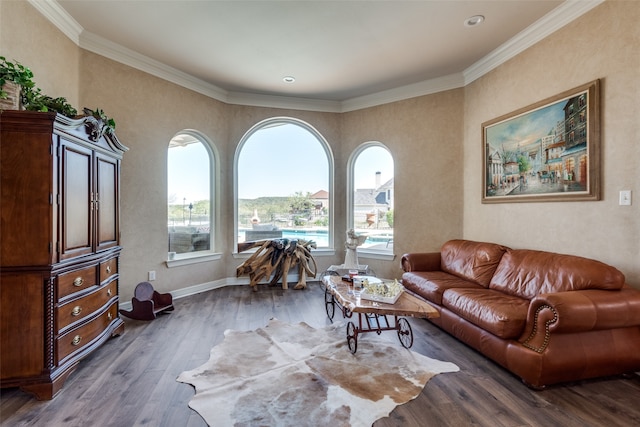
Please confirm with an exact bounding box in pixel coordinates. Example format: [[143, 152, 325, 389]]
[[77, 51, 233, 300], [4, 0, 638, 298], [77, 56, 349, 300], [342, 91, 465, 278], [463, 0, 640, 286], [1, 1, 79, 107]]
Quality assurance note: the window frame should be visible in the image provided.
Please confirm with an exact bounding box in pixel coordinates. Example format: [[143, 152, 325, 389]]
[[347, 141, 395, 259], [166, 130, 221, 266], [233, 117, 335, 254]]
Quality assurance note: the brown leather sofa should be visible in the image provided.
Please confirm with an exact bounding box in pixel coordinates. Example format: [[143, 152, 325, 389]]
[[401, 239, 640, 388]]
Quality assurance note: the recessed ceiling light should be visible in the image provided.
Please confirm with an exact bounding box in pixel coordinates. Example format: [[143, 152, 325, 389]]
[[283, 76, 296, 83], [464, 15, 485, 27]]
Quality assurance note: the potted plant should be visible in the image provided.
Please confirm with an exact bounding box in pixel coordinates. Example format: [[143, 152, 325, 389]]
[[0, 56, 35, 110], [1, 56, 77, 117]]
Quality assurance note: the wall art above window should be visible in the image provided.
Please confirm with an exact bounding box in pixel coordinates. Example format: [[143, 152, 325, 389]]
[[482, 79, 600, 203]]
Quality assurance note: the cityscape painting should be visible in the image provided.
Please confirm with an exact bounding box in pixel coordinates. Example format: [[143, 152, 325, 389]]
[[482, 80, 600, 203]]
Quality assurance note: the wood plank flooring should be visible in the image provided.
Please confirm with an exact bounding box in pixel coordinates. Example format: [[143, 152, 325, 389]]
[[2, 282, 640, 426]]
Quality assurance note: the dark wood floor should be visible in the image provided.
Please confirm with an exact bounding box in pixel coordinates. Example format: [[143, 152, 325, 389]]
[[2, 283, 640, 426]]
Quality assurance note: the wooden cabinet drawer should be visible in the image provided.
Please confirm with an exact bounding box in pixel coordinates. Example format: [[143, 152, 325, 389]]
[[58, 265, 97, 299], [57, 281, 118, 332], [100, 257, 118, 283], [57, 301, 119, 364]]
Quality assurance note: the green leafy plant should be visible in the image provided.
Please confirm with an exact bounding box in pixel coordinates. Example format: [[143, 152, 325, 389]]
[[385, 209, 394, 228], [0, 56, 35, 99], [24, 87, 77, 116], [1, 56, 77, 117]]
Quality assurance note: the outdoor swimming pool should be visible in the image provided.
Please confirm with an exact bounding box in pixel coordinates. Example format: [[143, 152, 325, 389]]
[[239, 229, 392, 248]]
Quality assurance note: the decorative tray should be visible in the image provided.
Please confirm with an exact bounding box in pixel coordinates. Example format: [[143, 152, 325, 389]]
[[360, 279, 404, 304]]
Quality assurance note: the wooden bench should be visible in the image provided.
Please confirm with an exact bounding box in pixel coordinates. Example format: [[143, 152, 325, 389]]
[[119, 282, 174, 320]]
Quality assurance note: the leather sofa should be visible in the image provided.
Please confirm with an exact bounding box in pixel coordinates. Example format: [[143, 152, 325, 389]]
[[401, 239, 640, 388]]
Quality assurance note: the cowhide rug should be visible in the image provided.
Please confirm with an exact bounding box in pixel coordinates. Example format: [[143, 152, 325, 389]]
[[177, 319, 459, 426]]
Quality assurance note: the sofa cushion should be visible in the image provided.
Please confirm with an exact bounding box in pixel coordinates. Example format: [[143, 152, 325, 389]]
[[490, 249, 626, 300], [442, 288, 529, 339], [440, 240, 509, 287], [402, 271, 484, 306]]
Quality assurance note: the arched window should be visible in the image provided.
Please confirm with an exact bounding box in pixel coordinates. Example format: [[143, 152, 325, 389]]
[[348, 143, 394, 253], [167, 132, 215, 256], [235, 118, 333, 249]]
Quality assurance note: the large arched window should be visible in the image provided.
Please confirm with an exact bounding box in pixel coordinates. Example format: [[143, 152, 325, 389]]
[[168, 131, 216, 257], [235, 118, 333, 249], [348, 142, 394, 253]]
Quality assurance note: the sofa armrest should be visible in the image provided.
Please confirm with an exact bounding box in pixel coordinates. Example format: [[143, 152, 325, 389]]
[[401, 252, 441, 272], [519, 286, 640, 353]]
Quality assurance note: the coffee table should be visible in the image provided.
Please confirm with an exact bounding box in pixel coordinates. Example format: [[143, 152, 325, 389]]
[[322, 275, 439, 353]]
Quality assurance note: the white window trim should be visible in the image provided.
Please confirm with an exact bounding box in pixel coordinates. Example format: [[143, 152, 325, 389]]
[[358, 249, 395, 261], [166, 251, 223, 268], [233, 117, 335, 253], [232, 248, 336, 260], [168, 129, 220, 258], [347, 141, 394, 256]]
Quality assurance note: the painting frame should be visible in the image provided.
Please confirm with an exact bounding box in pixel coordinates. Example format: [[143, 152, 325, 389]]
[[482, 80, 600, 203]]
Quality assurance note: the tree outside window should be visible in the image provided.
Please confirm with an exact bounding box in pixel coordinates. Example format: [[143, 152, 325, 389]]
[[236, 119, 332, 248], [167, 133, 213, 255]]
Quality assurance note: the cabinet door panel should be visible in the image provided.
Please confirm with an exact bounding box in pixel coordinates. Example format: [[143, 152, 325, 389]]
[[60, 143, 93, 260], [0, 130, 54, 266], [0, 273, 47, 379], [96, 154, 119, 251]]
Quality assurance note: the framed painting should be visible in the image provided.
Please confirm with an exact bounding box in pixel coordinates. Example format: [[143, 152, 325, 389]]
[[482, 80, 600, 203]]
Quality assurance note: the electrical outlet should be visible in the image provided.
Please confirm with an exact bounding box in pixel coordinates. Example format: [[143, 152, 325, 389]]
[[148, 270, 156, 281], [619, 190, 632, 206]]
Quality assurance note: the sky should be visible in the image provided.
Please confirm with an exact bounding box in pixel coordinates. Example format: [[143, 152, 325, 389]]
[[485, 95, 570, 153], [168, 122, 394, 203], [238, 123, 328, 199], [167, 142, 210, 203]]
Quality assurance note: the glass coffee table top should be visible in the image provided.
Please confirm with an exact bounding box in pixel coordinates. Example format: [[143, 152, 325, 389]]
[[322, 275, 439, 353]]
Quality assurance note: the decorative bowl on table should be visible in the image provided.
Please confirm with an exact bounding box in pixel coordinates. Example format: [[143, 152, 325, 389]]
[[360, 279, 404, 304]]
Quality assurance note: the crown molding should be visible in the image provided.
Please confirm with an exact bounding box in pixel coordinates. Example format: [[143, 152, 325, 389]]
[[226, 92, 342, 113], [79, 32, 230, 102], [30, 0, 605, 113], [463, 0, 604, 84], [341, 73, 466, 112]]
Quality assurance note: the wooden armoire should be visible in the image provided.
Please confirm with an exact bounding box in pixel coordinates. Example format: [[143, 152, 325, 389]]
[[0, 110, 128, 400]]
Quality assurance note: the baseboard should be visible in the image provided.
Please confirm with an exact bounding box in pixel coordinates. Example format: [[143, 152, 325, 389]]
[[118, 274, 319, 312], [119, 276, 248, 312]]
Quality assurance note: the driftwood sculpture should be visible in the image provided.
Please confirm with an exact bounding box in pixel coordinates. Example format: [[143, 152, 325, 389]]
[[237, 238, 317, 291]]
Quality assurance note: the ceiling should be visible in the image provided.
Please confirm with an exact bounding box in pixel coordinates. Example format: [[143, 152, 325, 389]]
[[37, 1, 601, 112]]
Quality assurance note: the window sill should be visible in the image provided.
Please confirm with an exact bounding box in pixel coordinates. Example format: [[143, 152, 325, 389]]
[[358, 249, 396, 261], [233, 248, 336, 259], [166, 251, 222, 268]]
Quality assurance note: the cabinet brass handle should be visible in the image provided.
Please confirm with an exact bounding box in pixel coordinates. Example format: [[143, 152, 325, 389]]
[[106, 265, 111, 274], [71, 306, 82, 316], [71, 335, 82, 346], [73, 277, 84, 287], [107, 289, 112, 297], [107, 312, 112, 321]]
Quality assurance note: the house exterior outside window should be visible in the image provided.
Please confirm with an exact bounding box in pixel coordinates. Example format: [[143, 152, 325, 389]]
[[348, 142, 394, 254]]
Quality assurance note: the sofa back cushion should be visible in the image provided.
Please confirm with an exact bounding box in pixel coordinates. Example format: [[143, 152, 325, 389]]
[[440, 240, 509, 287], [489, 249, 626, 299]]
